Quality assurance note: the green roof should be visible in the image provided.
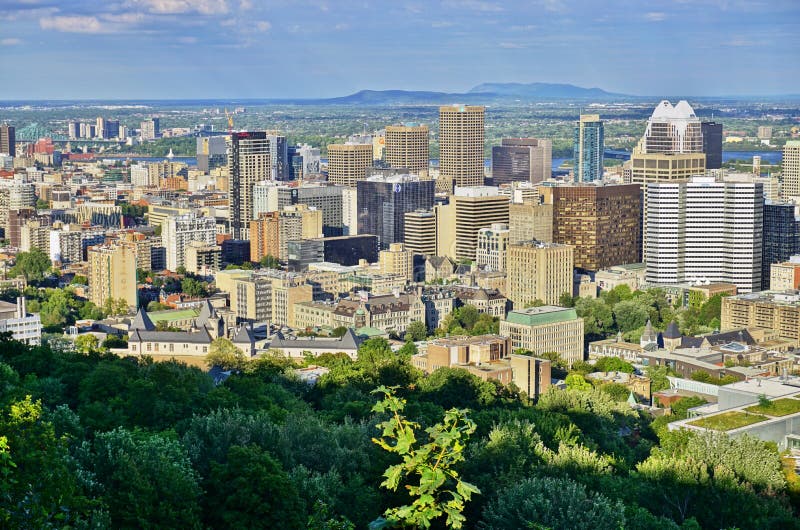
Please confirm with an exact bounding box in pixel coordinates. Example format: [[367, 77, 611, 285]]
[[148, 309, 199, 323], [355, 326, 387, 337], [504, 306, 578, 327]]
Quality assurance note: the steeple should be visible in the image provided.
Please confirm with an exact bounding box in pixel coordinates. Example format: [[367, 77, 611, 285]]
[[130, 306, 156, 332]]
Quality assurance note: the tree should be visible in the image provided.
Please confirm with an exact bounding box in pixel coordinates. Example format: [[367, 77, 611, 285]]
[[74, 334, 100, 354], [370, 386, 480, 529], [559, 292, 575, 307], [480, 476, 625, 530], [613, 300, 650, 333], [452, 305, 479, 331], [147, 301, 170, 312], [524, 299, 545, 308], [71, 274, 88, 285], [593, 356, 635, 374], [9, 249, 50, 284], [182, 277, 208, 298], [39, 289, 71, 329], [565, 373, 592, 391], [405, 320, 428, 342], [206, 445, 305, 529], [575, 297, 613, 337], [206, 337, 249, 370], [331, 326, 348, 338], [260, 254, 280, 269]]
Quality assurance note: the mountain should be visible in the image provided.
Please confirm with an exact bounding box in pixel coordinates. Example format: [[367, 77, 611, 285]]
[[313, 89, 493, 105], [468, 82, 629, 99]]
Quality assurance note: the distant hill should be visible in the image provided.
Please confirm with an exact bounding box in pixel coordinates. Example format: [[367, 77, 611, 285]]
[[315, 89, 492, 105], [468, 82, 629, 99]]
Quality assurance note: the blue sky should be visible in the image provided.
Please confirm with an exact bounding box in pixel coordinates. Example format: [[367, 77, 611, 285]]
[[0, 0, 797, 99]]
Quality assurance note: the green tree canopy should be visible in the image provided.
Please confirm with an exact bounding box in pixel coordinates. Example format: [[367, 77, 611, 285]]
[[9, 249, 51, 284]]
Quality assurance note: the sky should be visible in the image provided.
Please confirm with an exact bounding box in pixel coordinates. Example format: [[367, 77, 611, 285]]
[[0, 0, 798, 99]]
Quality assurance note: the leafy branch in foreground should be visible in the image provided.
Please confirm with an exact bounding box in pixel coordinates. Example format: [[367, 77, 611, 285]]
[[369, 385, 480, 529]]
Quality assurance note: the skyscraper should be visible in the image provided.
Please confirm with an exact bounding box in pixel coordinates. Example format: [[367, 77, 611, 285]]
[[163, 213, 218, 271], [542, 183, 642, 271], [0, 124, 15, 157], [701, 121, 723, 169], [439, 105, 485, 191], [88, 243, 138, 309], [573, 114, 604, 182], [403, 210, 437, 256], [641, 101, 703, 154], [762, 202, 800, 291], [491, 138, 552, 185], [452, 186, 509, 261], [357, 172, 435, 249], [385, 124, 430, 175], [506, 241, 574, 307], [267, 133, 289, 181], [140, 118, 160, 140], [228, 131, 270, 239], [645, 177, 763, 293], [326, 143, 373, 187], [783, 140, 800, 201]]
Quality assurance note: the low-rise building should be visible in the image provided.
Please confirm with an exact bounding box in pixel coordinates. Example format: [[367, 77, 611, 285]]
[[0, 297, 42, 345], [499, 306, 584, 366], [268, 329, 363, 359]]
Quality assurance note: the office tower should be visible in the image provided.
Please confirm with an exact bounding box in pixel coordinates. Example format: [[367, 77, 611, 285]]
[[501, 306, 584, 366], [509, 201, 553, 244], [642, 101, 703, 154], [289, 235, 379, 268], [573, 114, 604, 182], [105, 120, 120, 139], [452, 186, 509, 261], [356, 172, 435, 249], [252, 181, 344, 237], [289, 143, 321, 180], [783, 141, 800, 201], [327, 143, 373, 187], [404, 210, 437, 256], [379, 243, 414, 280], [762, 202, 800, 291], [492, 138, 552, 185], [0, 124, 15, 157], [278, 204, 323, 261], [758, 126, 773, 140], [162, 213, 217, 271], [385, 124, 430, 174], [228, 131, 270, 239], [68, 122, 80, 139], [476, 223, 510, 272], [88, 243, 138, 309], [542, 183, 641, 271], [506, 241, 574, 308], [439, 105, 485, 191], [140, 118, 160, 140], [250, 212, 280, 262], [645, 177, 763, 293], [701, 121, 723, 169], [267, 133, 289, 181], [196, 136, 228, 171], [342, 187, 358, 235]]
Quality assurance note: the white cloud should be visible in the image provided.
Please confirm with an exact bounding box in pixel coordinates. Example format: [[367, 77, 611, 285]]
[[256, 20, 271, 32], [334, 23, 350, 31], [1, 38, 22, 45], [101, 12, 146, 24], [135, 0, 229, 15], [177, 35, 198, 43], [442, 0, 503, 12], [499, 41, 526, 49], [239, 0, 253, 9], [644, 12, 666, 21], [39, 15, 112, 33], [511, 24, 537, 31]]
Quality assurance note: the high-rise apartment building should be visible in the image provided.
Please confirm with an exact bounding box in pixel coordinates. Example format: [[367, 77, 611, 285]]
[[452, 186, 509, 261], [506, 241, 574, 307], [573, 115, 604, 182], [701, 121, 723, 169], [476, 223, 510, 272], [162, 213, 217, 271], [88, 243, 137, 309], [385, 124, 430, 175], [250, 212, 280, 263], [491, 138, 552, 185], [508, 201, 553, 244], [228, 131, 270, 239], [253, 181, 344, 236], [140, 118, 160, 140], [267, 133, 289, 181], [762, 202, 800, 291], [0, 124, 15, 157], [783, 140, 800, 202], [326, 143, 373, 187], [542, 183, 642, 271], [403, 210, 437, 257], [645, 177, 763, 293], [379, 243, 414, 281], [357, 172, 435, 249], [278, 204, 323, 261], [439, 105, 485, 191]]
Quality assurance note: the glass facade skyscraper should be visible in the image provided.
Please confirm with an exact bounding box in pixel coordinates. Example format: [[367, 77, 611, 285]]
[[701, 121, 723, 169], [573, 115, 604, 182], [356, 172, 435, 249], [762, 202, 800, 290]]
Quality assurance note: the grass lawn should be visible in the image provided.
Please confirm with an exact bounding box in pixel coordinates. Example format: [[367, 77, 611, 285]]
[[688, 411, 767, 431], [744, 398, 800, 417]]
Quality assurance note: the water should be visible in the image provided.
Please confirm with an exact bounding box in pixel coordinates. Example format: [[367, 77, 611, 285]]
[[721, 151, 781, 164], [100, 156, 198, 166]]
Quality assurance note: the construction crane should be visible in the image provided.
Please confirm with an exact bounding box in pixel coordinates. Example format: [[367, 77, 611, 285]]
[[224, 108, 234, 133]]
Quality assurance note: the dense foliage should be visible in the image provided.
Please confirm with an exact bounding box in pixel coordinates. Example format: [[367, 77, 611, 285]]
[[0, 333, 796, 528]]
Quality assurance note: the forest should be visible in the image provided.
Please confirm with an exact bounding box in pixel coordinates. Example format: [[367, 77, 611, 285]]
[[1, 330, 799, 529]]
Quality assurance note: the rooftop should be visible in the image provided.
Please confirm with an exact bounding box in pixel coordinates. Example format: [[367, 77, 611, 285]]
[[504, 306, 578, 327]]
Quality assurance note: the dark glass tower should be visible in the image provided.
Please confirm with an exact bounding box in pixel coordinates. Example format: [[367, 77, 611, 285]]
[[701, 122, 723, 169], [762, 202, 800, 290], [356, 173, 435, 249]]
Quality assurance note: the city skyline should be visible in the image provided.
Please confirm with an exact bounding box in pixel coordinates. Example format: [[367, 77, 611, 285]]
[[1, 0, 798, 100]]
